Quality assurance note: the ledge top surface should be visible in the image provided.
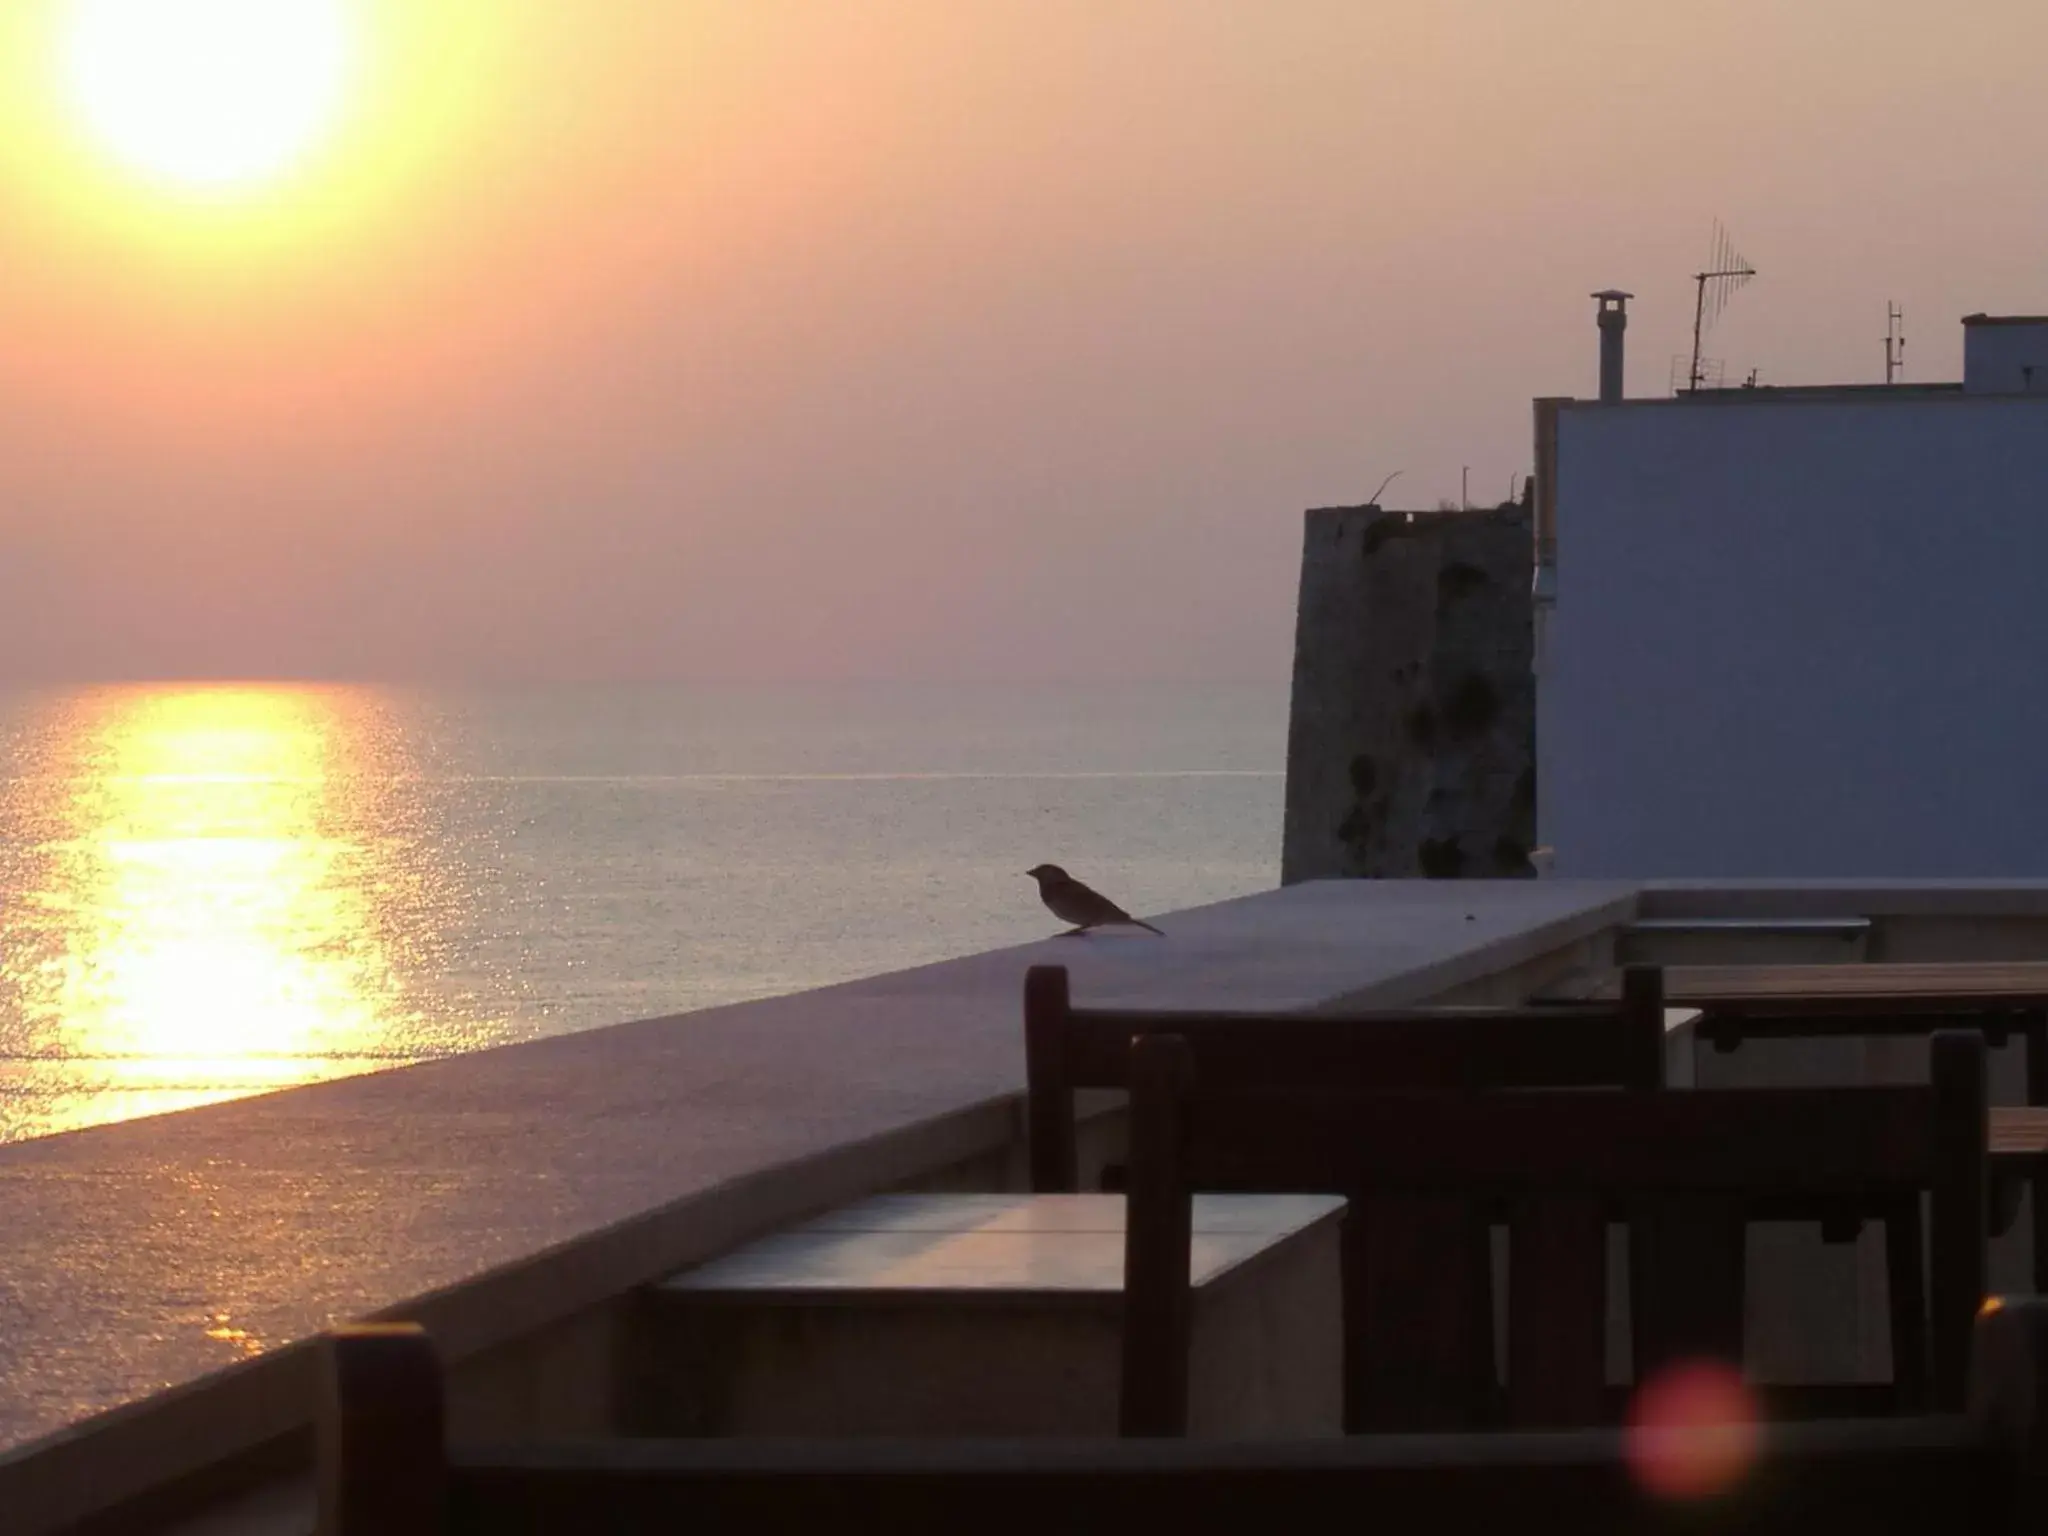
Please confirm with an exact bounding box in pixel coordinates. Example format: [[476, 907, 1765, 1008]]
[[0, 877, 1638, 1457]]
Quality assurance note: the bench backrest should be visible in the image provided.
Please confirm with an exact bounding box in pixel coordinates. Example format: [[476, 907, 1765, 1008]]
[[1026, 964, 1667, 1430], [1122, 1029, 1988, 1437], [1023, 962, 1669, 1192], [318, 1312, 2047, 1536]]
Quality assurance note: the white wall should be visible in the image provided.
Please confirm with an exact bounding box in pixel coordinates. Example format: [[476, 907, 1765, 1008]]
[[1541, 393, 2048, 877], [1965, 321, 2048, 395]]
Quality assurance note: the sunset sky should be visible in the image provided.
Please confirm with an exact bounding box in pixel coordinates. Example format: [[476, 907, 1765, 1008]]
[[0, 1, 2041, 683]]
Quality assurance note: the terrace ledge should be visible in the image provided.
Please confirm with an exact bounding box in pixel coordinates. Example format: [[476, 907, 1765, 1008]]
[[0, 878, 1636, 1527]]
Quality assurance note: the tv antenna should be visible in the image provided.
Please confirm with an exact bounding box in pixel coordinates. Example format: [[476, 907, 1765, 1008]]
[[1670, 354, 1724, 395], [1885, 302, 1906, 384], [1686, 220, 1756, 393]]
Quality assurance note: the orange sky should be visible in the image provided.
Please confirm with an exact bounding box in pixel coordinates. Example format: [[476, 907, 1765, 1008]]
[[0, 0, 2042, 682]]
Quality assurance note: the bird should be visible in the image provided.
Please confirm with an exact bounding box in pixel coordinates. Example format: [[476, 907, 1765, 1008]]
[[1025, 864, 1164, 937]]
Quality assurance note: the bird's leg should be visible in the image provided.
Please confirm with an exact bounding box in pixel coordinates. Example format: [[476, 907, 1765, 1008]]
[[1056, 926, 1091, 938]]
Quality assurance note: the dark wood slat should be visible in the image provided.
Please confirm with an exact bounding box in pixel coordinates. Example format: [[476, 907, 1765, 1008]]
[[445, 1417, 1985, 1472], [1055, 1007, 1666, 1089], [1553, 961, 2048, 1007], [319, 1315, 2048, 1536], [1989, 1108, 2048, 1160], [1632, 1194, 1746, 1379], [442, 1433, 1998, 1536], [1024, 964, 1669, 1201], [1175, 1085, 1952, 1196], [2029, 1014, 2048, 1296], [1698, 1009, 2036, 1047], [1349, 1193, 1496, 1433], [1969, 1295, 2048, 1533], [1886, 1193, 1930, 1409], [318, 1323, 446, 1536], [1621, 963, 1670, 1089], [1118, 1035, 1192, 1437], [1507, 1195, 1608, 1427], [1024, 965, 1079, 1193], [1931, 1031, 1991, 1410], [1626, 917, 1872, 934]]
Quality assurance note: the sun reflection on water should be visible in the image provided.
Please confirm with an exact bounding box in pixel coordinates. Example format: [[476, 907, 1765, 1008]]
[[0, 684, 459, 1141]]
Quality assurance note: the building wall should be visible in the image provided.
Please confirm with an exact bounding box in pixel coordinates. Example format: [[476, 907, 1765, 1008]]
[[1282, 500, 1534, 882], [1965, 320, 2048, 395], [1540, 393, 2048, 877]]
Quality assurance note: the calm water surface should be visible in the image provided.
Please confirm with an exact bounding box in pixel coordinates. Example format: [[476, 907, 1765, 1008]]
[[0, 682, 1285, 1143]]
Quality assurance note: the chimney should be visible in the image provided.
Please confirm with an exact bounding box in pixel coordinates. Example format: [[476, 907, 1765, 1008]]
[[1591, 290, 1632, 404]]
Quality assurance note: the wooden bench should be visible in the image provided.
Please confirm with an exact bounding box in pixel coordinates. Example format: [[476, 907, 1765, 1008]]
[[1026, 963, 1670, 1193], [317, 1311, 2048, 1534], [1028, 966, 1932, 1422], [1121, 1030, 1989, 1435], [1025, 963, 1669, 1431]]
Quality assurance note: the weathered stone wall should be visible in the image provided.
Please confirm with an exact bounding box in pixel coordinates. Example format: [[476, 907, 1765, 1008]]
[[1281, 496, 1535, 883]]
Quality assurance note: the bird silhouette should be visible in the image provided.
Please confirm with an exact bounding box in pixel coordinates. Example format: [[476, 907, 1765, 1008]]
[[1025, 864, 1164, 937]]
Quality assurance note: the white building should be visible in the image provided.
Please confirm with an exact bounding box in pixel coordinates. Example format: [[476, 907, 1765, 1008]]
[[1534, 303, 2048, 878]]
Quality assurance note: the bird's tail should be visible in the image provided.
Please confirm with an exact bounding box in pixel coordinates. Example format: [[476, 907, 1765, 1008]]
[[1132, 917, 1165, 936]]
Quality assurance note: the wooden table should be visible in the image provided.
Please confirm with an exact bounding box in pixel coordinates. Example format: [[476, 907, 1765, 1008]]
[[1540, 962, 2048, 1285], [1543, 959, 2048, 1013], [640, 1193, 1346, 1439], [1538, 960, 2048, 1089], [1539, 961, 2048, 1091]]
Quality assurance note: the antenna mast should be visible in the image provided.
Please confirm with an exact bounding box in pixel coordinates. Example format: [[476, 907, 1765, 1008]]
[[1687, 220, 1757, 393], [1885, 302, 1906, 384]]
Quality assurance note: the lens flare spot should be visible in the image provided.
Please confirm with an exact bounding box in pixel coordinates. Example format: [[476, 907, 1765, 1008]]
[[1626, 1359, 1760, 1501]]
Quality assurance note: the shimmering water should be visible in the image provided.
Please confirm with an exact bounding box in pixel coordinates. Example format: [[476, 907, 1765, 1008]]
[[0, 682, 1285, 1143]]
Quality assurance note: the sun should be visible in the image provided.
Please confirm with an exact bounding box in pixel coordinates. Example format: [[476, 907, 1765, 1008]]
[[60, 0, 355, 195]]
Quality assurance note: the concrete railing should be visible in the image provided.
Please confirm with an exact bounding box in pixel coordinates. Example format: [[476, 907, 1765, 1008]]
[[0, 879, 1637, 1532]]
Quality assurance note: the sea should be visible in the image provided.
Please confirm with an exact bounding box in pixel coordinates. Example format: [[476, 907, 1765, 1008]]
[[0, 681, 1287, 1145]]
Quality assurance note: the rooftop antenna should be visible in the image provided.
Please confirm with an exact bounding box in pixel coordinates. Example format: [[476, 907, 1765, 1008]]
[[1670, 355, 1724, 394], [1885, 302, 1906, 384], [1365, 470, 1403, 509], [1686, 220, 1756, 393]]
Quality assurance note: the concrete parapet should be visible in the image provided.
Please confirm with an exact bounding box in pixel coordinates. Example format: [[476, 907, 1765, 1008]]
[[0, 879, 1633, 1532]]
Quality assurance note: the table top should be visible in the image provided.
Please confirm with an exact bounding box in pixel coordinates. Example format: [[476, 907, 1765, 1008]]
[[658, 1193, 1347, 1302], [1991, 1108, 2048, 1161], [1543, 961, 2048, 1007]]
